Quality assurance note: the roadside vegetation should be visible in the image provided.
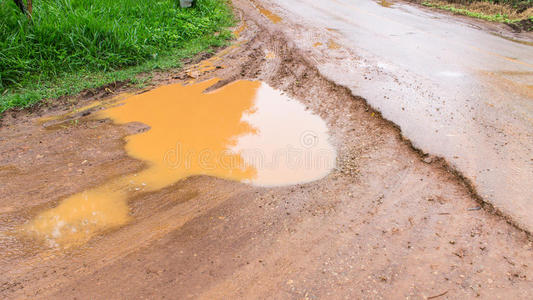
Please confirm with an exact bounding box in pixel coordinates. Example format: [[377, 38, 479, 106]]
[[0, 0, 235, 114], [418, 0, 532, 30]]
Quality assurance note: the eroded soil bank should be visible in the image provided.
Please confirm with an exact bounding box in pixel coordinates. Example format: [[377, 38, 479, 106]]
[[1, 0, 532, 298]]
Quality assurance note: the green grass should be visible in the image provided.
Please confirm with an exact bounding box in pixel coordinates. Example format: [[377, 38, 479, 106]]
[[434, 0, 533, 9], [0, 0, 235, 114], [421, 1, 533, 23], [422, 2, 522, 21]]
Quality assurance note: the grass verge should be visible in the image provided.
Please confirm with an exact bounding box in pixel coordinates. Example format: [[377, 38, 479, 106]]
[[423, 2, 517, 22], [420, 0, 532, 30], [0, 0, 235, 114]]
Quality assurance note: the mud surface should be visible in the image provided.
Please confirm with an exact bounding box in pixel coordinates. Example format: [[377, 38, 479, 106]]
[[1, 0, 533, 298]]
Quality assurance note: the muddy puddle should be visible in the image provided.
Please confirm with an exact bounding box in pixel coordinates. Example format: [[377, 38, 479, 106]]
[[234, 20, 247, 38], [377, 0, 394, 8], [251, 0, 282, 24], [327, 39, 341, 50], [23, 79, 336, 248]]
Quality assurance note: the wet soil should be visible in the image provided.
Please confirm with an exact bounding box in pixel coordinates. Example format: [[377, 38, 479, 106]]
[[1, 0, 533, 298]]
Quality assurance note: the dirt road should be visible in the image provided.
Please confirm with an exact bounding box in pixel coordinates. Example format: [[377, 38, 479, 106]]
[[1, 0, 532, 298]]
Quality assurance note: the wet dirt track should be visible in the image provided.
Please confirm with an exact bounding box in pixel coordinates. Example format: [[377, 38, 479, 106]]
[[1, 0, 533, 298], [262, 0, 533, 233]]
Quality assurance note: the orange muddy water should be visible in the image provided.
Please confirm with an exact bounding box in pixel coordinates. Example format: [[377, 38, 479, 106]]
[[251, 0, 282, 24], [22, 79, 336, 248], [327, 39, 341, 50], [377, 0, 393, 8]]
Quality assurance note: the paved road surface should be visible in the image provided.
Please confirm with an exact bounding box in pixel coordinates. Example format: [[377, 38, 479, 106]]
[[263, 0, 533, 231]]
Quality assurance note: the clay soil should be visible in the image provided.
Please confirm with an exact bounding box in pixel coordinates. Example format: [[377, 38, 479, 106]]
[[1, 0, 532, 298]]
